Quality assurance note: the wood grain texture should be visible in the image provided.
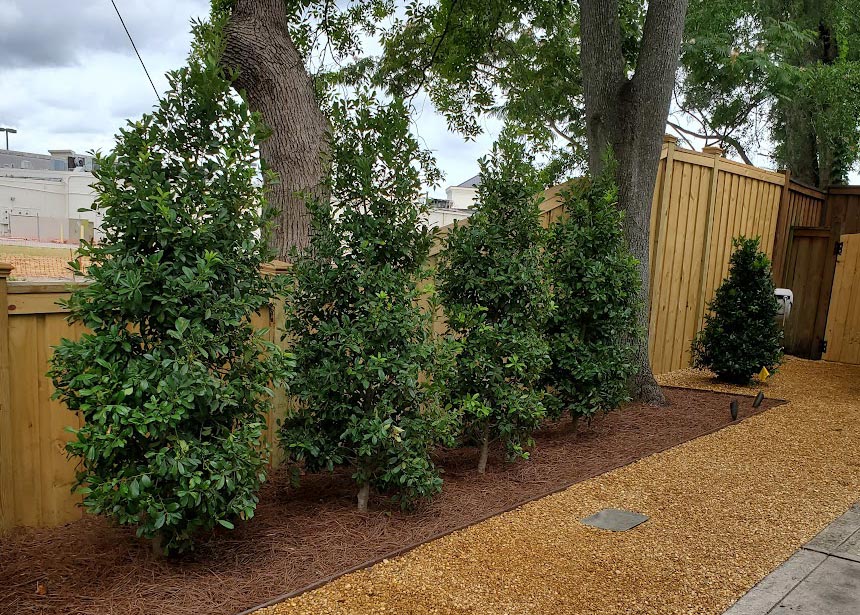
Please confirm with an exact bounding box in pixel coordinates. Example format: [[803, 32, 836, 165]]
[[823, 234, 860, 364], [0, 285, 293, 530], [0, 264, 14, 530]]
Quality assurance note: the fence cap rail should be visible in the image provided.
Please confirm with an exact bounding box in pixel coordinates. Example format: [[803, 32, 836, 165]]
[[789, 179, 826, 200], [261, 260, 292, 275], [7, 280, 90, 294], [827, 185, 860, 196], [4, 260, 293, 293]]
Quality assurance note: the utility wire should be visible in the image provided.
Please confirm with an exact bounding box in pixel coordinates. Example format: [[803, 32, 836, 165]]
[[109, 0, 161, 101]]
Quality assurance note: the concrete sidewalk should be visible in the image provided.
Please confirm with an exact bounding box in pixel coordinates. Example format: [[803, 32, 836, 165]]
[[724, 503, 860, 614]]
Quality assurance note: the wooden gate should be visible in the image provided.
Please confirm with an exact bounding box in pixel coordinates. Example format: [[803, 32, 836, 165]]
[[782, 227, 834, 359], [822, 234, 860, 364]]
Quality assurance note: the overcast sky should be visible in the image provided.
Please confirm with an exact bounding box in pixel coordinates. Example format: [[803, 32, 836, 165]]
[[0, 0, 497, 197], [2, 1, 854, 191]]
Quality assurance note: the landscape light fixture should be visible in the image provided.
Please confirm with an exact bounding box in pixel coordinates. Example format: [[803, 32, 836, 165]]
[[753, 391, 765, 408], [0, 127, 17, 150], [730, 399, 739, 421]]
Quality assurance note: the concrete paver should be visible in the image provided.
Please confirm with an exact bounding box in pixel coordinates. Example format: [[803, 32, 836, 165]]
[[777, 557, 860, 614], [579, 508, 649, 531], [724, 504, 860, 614]]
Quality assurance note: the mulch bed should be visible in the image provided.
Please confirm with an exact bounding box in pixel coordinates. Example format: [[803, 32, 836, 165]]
[[0, 386, 783, 615]]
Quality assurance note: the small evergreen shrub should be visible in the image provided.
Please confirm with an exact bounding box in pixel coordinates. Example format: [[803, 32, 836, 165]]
[[544, 173, 640, 423], [438, 141, 553, 473], [48, 18, 289, 554], [692, 236, 784, 384], [280, 95, 453, 511]]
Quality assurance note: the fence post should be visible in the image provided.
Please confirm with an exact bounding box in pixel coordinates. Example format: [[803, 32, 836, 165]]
[[694, 146, 724, 333], [0, 263, 13, 531], [648, 135, 678, 372], [260, 260, 291, 466], [772, 169, 793, 285]]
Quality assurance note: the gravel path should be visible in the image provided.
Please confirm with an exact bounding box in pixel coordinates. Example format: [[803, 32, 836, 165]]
[[258, 358, 860, 615]]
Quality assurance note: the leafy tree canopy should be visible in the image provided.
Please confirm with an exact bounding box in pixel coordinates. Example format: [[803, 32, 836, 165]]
[[375, 0, 661, 183], [679, 0, 860, 186]]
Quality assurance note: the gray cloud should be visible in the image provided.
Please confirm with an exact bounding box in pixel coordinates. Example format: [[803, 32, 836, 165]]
[[0, 0, 209, 69], [0, 0, 493, 193]]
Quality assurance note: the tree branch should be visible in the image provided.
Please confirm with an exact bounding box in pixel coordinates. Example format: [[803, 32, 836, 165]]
[[404, 0, 462, 101], [631, 0, 689, 110], [549, 119, 575, 143], [666, 123, 695, 149], [666, 120, 754, 165]]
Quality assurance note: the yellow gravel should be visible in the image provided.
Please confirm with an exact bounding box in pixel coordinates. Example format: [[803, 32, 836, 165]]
[[258, 358, 860, 615]]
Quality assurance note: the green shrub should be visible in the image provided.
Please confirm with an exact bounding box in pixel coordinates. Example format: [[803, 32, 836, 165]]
[[544, 174, 640, 423], [692, 236, 784, 384], [280, 95, 453, 511], [48, 18, 290, 554], [438, 141, 553, 473]]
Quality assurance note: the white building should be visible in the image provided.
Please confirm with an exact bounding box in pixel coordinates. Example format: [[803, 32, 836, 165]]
[[0, 149, 101, 243], [425, 174, 480, 229]]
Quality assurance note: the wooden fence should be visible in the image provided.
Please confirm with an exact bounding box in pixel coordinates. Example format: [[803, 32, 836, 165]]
[[0, 265, 291, 531], [437, 139, 819, 374], [0, 138, 848, 531], [822, 233, 860, 364], [775, 183, 860, 359]]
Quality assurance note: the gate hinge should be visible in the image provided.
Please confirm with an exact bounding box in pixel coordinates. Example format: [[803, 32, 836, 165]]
[[820, 339, 828, 354], [835, 241, 844, 256]]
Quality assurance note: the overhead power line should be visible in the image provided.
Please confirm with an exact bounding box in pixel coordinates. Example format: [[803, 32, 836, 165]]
[[109, 0, 161, 101]]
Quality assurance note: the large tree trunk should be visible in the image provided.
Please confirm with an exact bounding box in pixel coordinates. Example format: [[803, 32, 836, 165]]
[[223, 0, 329, 258], [580, 0, 689, 405], [780, 103, 820, 186], [777, 19, 843, 190]]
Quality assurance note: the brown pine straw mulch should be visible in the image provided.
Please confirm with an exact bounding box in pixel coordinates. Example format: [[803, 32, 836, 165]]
[[0, 386, 782, 615]]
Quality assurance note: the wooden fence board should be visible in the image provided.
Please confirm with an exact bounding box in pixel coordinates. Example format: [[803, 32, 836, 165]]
[[823, 234, 860, 364], [782, 228, 832, 358], [772, 180, 827, 284], [7, 312, 85, 527]]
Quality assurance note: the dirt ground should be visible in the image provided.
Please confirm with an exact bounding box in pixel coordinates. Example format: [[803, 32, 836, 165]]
[[258, 358, 860, 615], [0, 382, 780, 615]]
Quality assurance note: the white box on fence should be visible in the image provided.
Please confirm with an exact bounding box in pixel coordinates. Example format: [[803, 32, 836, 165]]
[[775, 288, 793, 319]]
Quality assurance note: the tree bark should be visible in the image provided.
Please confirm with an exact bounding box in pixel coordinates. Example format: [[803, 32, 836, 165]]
[[580, 0, 688, 405], [477, 426, 490, 474], [777, 18, 842, 190], [223, 0, 329, 259], [357, 482, 370, 512], [781, 106, 820, 186], [150, 532, 165, 558]]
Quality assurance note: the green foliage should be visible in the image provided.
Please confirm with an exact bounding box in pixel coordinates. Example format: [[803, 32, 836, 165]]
[[544, 172, 640, 421], [280, 95, 453, 508], [692, 237, 783, 384], [47, 16, 290, 554], [377, 0, 648, 180], [375, 0, 860, 188], [681, 0, 860, 186], [438, 139, 553, 467]]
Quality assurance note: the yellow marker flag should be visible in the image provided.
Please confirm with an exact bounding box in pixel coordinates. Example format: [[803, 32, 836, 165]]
[[758, 366, 770, 381]]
